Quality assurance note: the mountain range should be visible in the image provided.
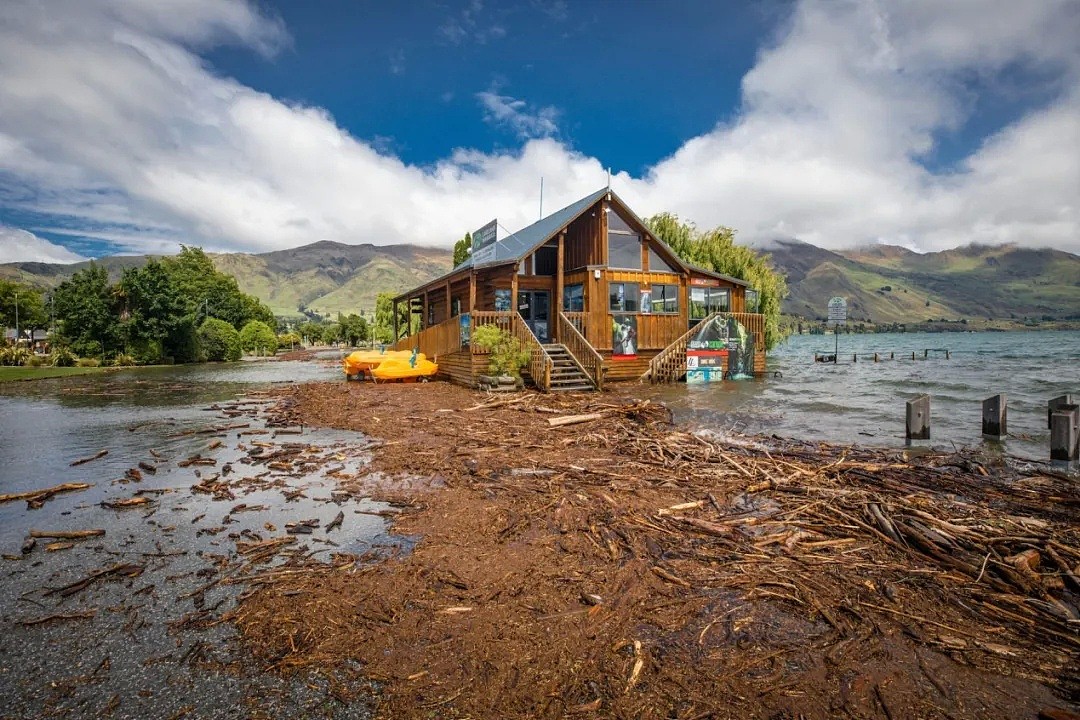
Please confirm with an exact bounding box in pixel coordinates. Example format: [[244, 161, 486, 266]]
[[765, 239, 1080, 324], [1, 239, 1077, 325]]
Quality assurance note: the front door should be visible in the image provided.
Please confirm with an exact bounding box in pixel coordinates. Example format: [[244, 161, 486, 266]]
[[517, 290, 550, 342]]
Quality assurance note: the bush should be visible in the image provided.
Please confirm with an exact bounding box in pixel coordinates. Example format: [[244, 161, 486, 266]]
[[197, 318, 242, 362], [112, 353, 137, 367], [76, 357, 101, 367], [26, 354, 46, 367], [0, 346, 32, 366], [472, 325, 530, 378], [51, 347, 76, 367], [239, 320, 279, 356]]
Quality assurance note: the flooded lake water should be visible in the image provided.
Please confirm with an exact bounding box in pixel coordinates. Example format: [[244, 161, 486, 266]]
[[643, 330, 1079, 464], [0, 357, 396, 719]]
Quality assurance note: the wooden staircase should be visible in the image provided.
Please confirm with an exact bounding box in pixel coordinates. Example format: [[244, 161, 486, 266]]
[[642, 312, 722, 384], [542, 344, 597, 392]]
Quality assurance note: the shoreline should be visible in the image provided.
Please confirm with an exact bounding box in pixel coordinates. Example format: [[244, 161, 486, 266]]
[[227, 380, 1079, 719]]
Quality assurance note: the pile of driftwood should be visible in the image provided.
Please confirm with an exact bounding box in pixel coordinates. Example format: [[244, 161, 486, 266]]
[[218, 382, 1078, 719]]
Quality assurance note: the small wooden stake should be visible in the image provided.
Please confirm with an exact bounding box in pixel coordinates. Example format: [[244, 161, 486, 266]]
[[906, 394, 930, 440], [1050, 405, 1079, 462], [982, 394, 1006, 439], [1048, 394, 1074, 430]]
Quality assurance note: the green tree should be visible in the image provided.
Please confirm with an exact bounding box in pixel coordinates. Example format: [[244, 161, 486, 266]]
[[239, 320, 279, 356], [298, 321, 323, 346], [321, 323, 342, 345], [0, 281, 49, 344], [197, 318, 241, 361], [646, 213, 789, 351], [373, 292, 395, 344], [452, 232, 472, 266], [161, 246, 274, 330], [338, 313, 369, 346], [51, 263, 119, 358], [116, 260, 193, 363]]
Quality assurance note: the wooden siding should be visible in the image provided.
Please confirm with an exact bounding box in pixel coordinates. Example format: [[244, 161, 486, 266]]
[[601, 349, 661, 381], [564, 204, 604, 270], [437, 349, 478, 386]]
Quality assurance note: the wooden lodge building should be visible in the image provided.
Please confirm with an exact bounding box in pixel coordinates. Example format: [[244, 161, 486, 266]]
[[392, 188, 766, 391]]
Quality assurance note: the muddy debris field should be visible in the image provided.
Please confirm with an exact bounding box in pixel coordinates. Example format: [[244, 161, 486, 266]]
[[2, 378, 1079, 720]]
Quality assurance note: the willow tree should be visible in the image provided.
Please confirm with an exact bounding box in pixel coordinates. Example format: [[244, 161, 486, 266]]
[[646, 213, 788, 351], [452, 232, 472, 266]]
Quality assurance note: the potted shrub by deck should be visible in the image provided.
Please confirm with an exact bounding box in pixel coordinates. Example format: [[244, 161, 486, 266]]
[[472, 325, 529, 391]]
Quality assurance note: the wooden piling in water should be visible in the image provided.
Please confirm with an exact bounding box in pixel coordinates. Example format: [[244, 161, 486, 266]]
[[906, 394, 930, 440], [1050, 404, 1079, 462], [874, 353, 879, 362], [890, 352, 894, 360], [1048, 394, 1074, 430], [982, 394, 1006, 439]]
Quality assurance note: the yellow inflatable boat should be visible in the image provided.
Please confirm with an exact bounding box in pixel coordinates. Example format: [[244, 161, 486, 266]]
[[343, 349, 437, 382]]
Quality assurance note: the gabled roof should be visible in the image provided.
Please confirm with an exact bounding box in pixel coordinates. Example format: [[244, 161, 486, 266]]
[[396, 186, 751, 301], [450, 187, 609, 273]]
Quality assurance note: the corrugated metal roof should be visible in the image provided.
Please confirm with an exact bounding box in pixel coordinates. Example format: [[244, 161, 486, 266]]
[[396, 186, 752, 300], [451, 187, 609, 273], [686, 262, 749, 287]]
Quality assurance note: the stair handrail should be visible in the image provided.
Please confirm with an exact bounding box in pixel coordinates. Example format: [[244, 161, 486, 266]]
[[511, 315, 554, 392], [642, 311, 723, 383], [556, 312, 603, 390]]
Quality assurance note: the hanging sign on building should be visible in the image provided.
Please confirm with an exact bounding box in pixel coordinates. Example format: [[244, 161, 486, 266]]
[[470, 219, 498, 265]]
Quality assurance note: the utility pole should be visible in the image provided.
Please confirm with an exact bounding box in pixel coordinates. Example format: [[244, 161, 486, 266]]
[[14, 292, 19, 348]]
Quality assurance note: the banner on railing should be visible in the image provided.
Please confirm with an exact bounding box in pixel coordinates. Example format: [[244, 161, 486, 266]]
[[459, 313, 471, 348], [686, 314, 755, 383]]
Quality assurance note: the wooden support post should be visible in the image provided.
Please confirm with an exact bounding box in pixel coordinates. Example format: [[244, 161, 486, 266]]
[[982, 394, 1006, 439], [468, 272, 476, 314], [912, 351, 915, 360], [906, 394, 930, 440], [510, 266, 519, 311], [945, 349, 950, 359], [890, 351, 894, 360], [555, 232, 564, 340], [853, 353, 857, 363], [874, 353, 879, 362], [421, 291, 428, 330], [1050, 405, 1079, 461], [1048, 394, 1074, 429], [924, 349, 929, 358], [445, 280, 451, 320], [392, 299, 398, 344]]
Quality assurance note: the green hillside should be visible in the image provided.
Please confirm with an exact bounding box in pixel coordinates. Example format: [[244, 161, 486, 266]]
[[764, 240, 1080, 324], [1, 241, 453, 319]]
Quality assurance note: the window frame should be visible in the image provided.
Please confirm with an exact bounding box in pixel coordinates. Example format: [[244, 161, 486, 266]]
[[562, 283, 584, 312], [648, 283, 680, 314], [608, 282, 640, 313]]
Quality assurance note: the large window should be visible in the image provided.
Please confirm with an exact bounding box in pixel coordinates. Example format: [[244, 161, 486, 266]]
[[745, 289, 760, 313], [690, 287, 730, 320], [609, 282, 640, 312], [648, 284, 679, 314], [607, 209, 642, 270], [494, 289, 512, 312], [563, 284, 584, 312], [648, 246, 677, 274], [533, 246, 558, 275]]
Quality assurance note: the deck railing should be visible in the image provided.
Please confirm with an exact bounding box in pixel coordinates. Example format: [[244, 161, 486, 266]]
[[392, 315, 461, 358], [557, 312, 603, 390], [511, 315, 554, 392], [643, 312, 767, 383], [642, 311, 721, 383], [562, 311, 586, 339]]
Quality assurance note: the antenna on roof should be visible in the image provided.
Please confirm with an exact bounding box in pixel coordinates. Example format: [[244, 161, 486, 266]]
[[539, 176, 544, 219]]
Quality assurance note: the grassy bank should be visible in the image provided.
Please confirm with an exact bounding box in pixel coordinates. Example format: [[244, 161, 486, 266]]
[[0, 366, 113, 383]]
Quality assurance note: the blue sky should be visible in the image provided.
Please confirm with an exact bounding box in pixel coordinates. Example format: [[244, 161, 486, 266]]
[[0, 0, 1078, 263]]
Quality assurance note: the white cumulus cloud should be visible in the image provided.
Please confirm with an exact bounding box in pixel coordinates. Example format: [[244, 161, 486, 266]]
[[0, 227, 88, 264], [0, 0, 1076, 258]]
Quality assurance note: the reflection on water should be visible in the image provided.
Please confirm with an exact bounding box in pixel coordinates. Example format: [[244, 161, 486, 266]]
[[642, 330, 1080, 461]]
